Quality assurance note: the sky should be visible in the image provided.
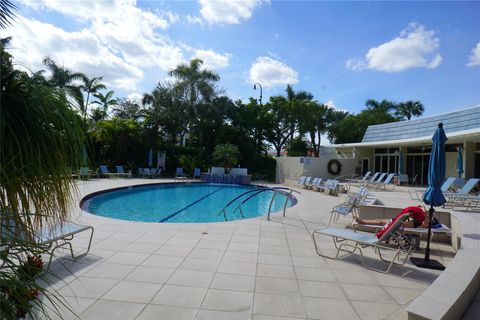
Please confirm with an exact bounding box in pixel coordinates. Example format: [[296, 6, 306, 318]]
[[2, 0, 480, 117]]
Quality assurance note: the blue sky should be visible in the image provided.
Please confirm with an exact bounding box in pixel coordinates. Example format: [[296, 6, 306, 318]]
[[3, 0, 480, 116]]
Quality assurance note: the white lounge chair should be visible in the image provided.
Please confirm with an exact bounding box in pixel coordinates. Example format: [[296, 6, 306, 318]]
[[312, 212, 414, 273]]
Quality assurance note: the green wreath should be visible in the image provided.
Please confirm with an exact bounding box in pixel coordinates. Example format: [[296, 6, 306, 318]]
[[327, 159, 342, 175]]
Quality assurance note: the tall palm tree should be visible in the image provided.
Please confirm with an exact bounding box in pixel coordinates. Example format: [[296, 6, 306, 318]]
[[42, 57, 85, 109], [168, 58, 220, 108], [395, 100, 425, 120], [168, 58, 220, 148], [93, 90, 118, 119], [80, 76, 105, 120], [282, 84, 314, 144]]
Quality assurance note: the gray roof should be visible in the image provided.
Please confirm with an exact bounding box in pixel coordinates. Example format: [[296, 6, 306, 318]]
[[361, 105, 480, 143]]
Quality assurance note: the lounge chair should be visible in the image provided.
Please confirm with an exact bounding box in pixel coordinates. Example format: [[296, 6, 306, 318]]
[[302, 177, 312, 189], [443, 178, 480, 207], [99, 165, 117, 178], [361, 172, 379, 186], [409, 177, 457, 201], [312, 212, 414, 273], [193, 168, 201, 179], [371, 173, 396, 191], [37, 222, 94, 269], [306, 177, 319, 190], [115, 165, 130, 178], [312, 178, 324, 191], [367, 173, 386, 188], [329, 195, 362, 225], [175, 167, 187, 181], [316, 179, 332, 192], [352, 172, 371, 184], [297, 176, 307, 187], [79, 167, 96, 180], [2, 219, 94, 270], [450, 194, 480, 211]]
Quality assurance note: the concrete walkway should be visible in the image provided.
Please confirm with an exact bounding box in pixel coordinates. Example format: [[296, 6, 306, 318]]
[[41, 179, 456, 320]]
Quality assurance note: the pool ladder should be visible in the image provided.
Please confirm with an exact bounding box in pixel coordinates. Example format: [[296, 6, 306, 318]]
[[218, 187, 300, 221]]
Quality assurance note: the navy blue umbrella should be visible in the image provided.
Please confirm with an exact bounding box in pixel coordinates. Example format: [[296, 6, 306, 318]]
[[457, 146, 464, 178], [411, 123, 447, 270]]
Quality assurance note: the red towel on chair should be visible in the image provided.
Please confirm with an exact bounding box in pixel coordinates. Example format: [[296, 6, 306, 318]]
[[375, 206, 426, 239]]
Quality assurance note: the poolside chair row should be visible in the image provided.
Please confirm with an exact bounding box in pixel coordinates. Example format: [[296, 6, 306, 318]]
[[175, 167, 201, 180], [298, 177, 339, 195], [408, 176, 464, 201], [360, 172, 396, 191], [138, 167, 162, 178], [98, 165, 131, 178]]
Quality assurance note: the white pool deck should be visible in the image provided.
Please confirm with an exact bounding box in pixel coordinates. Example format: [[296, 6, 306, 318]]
[[40, 179, 480, 320]]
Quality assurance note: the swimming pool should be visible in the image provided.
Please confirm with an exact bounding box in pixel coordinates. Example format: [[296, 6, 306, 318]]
[[81, 183, 296, 223]]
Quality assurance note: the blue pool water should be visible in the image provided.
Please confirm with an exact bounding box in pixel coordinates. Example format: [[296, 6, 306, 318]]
[[82, 183, 295, 223]]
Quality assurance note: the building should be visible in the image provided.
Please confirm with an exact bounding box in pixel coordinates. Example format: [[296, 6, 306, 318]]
[[277, 105, 480, 185]]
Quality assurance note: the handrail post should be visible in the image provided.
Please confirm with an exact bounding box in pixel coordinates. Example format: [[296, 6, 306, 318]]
[[267, 190, 277, 221], [282, 190, 293, 217]]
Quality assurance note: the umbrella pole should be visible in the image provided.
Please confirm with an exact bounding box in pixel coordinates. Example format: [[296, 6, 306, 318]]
[[410, 206, 445, 270]]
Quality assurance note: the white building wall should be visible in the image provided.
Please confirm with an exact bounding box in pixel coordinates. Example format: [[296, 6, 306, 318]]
[[276, 157, 359, 183]]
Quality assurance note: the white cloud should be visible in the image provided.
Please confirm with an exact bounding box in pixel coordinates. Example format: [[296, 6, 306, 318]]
[[193, 49, 232, 70], [4, 16, 143, 90], [3, 1, 232, 93], [467, 42, 480, 67], [325, 100, 336, 109], [197, 0, 266, 24], [346, 23, 442, 72], [127, 92, 144, 105], [249, 57, 298, 88]]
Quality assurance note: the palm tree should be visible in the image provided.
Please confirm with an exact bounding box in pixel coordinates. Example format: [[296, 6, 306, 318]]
[[80, 76, 105, 120], [93, 90, 118, 120], [281, 85, 314, 144], [42, 57, 86, 109], [0, 0, 16, 29], [168, 58, 220, 148], [168, 58, 220, 108], [365, 99, 398, 113], [395, 100, 425, 120]]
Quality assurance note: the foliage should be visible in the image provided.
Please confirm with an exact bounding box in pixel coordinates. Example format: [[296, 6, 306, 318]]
[[395, 100, 424, 120], [327, 105, 399, 143], [286, 136, 309, 156], [212, 144, 240, 173], [80, 76, 105, 120], [1, 18, 84, 318], [42, 57, 85, 109]]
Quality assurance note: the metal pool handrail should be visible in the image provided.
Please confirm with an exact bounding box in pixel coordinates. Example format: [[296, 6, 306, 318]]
[[218, 187, 300, 221]]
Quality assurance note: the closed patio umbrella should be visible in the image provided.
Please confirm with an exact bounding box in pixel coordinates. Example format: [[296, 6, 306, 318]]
[[457, 146, 464, 178], [148, 149, 153, 168], [411, 123, 447, 270], [398, 150, 404, 174]]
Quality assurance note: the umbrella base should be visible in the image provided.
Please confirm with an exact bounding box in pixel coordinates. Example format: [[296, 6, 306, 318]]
[[410, 257, 446, 270]]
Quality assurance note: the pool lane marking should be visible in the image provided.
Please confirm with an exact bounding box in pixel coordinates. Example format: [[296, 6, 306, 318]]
[[159, 187, 225, 222]]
